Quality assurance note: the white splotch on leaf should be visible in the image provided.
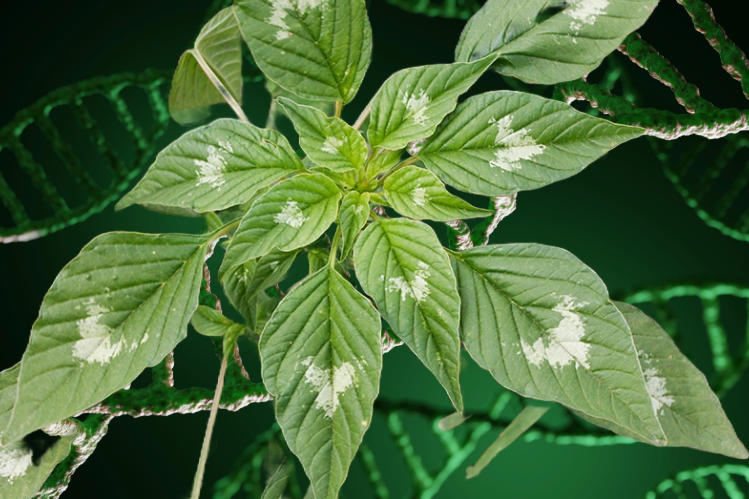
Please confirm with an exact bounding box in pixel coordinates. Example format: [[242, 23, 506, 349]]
[[72, 298, 124, 365], [487, 116, 545, 172], [386, 262, 431, 303], [644, 367, 676, 414], [566, 0, 609, 33], [0, 442, 33, 484], [274, 200, 308, 229], [411, 183, 428, 207], [321, 136, 344, 155], [301, 357, 357, 418], [402, 90, 430, 126], [195, 140, 232, 190]]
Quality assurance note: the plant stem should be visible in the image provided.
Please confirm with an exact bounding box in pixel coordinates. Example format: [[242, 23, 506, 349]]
[[328, 226, 342, 267], [191, 355, 228, 499], [203, 212, 223, 231], [210, 219, 241, 239], [335, 100, 343, 118], [353, 100, 372, 130], [376, 156, 419, 188]]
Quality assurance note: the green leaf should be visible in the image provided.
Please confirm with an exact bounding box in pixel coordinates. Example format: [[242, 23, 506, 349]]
[[0, 365, 19, 438], [259, 266, 381, 499], [466, 405, 548, 479], [117, 119, 304, 214], [367, 56, 496, 150], [0, 435, 74, 498], [582, 302, 747, 458], [191, 305, 243, 337], [222, 174, 341, 271], [277, 97, 367, 172], [383, 166, 490, 221], [260, 455, 294, 499], [256, 292, 283, 335], [170, 8, 244, 124], [437, 411, 469, 431], [364, 147, 403, 180], [339, 191, 370, 259], [221, 249, 299, 325], [450, 244, 664, 444], [234, 0, 372, 103], [455, 0, 658, 85], [2, 232, 211, 444], [420, 91, 643, 196], [307, 248, 329, 274], [354, 218, 463, 411]]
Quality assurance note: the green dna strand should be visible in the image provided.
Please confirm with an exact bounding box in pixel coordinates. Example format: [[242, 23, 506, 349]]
[[644, 464, 749, 499], [0, 70, 171, 242]]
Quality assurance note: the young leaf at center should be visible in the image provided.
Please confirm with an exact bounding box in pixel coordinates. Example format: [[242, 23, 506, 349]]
[[338, 191, 370, 259], [260, 266, 382, 499], [354, 218, 463, 411]]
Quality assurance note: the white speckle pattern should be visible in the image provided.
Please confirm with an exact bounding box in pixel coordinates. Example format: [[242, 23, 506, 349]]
[[567, 0, 609, 33], [195, 140, 233, 190], [644, 367, 676, 414], [488, 116, 546, 172], [274, 200, 308, 228], [302, 357, 357, 418], [268, 0, 325, 39], [72, 298, 124, 365], [401, 89, 430, 126], [411, 183, 428, 206], [386, 262, 431, 303], [321, 136, 344, 154], [0, 443, 34, 484], [521, 295, 591, 369]]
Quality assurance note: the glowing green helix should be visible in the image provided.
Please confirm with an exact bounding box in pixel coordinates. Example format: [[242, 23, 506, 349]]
[[645, 464, 749, 499]]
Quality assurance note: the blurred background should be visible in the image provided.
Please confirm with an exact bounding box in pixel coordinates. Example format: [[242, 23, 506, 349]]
[[1, 0, 748, 497]]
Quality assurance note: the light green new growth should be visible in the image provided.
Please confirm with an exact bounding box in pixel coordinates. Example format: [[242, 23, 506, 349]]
[[3, 0, 748, 498]]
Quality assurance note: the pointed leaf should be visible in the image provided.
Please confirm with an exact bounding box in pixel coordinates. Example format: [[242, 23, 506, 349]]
[[384, 166, 490, 221], [420, 91, 643, 196], [367, 56, 496, 150], [234, 0, 372, 103], [221, 249, 299, 324], [437, 411, 469, 432], [117, 119, 304, 214], [260, 455, 294, 499], [339, 191, 369, 259], [456, 0, 658, 85], [169, 8, 244, 124], [582, 302, 747, 458], [191, 305, 243, 337], [354, 218, 463, 411], [2, 232, 211, 444], [466, 405, 549, 479], [222, 174, 341, 271], [0, 435, 74, 498], [278, 97, 367, 172], [260, 267, 382, 499], [0, 365, 19, 438], [450, 244, 664, 444]]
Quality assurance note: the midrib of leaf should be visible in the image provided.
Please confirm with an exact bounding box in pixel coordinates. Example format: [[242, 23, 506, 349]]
[[233, 3, 344, 98], [453, 252, 660, 441]]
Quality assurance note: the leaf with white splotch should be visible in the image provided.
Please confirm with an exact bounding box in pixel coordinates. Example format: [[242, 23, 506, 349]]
[[234, 0, 371, 103], [260, 266, 381, 499], [354, 218, 463, 411], [450, 244, 665, 444], [277, 97, 367, 172], [456, 0, 658, 85], [384, 166, 490, 221], [1, 232, 210, 445], [117, 119, 303, 214], [221, 249, 299, 326], [420, 91, 643, 196], [170, 8, 244, 124], [339, 191, 369, 259], [0, 364, 19, 438], [367, 56, 497, 150], [221, 174, 341, 272], [576, 302, 747, 458], [0, 435, 74, 498]]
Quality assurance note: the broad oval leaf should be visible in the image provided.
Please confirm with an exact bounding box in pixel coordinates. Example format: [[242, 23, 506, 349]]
[[354, 218, 463, 411], [419, 91, 643, 196], [339, 191, 370, 259], [383, 166, 490, 221], [0, 365, 19, 438], [117, 119, 304, 214], [1, 232, 211, 444], [277, 97, 367, 172], [221, 249, 299, 326], [260, 266, 382, 499], [234, 0, 372, 103], [450, 244, 664, 444], [367, 56, 496, 150], [455, 0, 658, 85], [581, 302, 748, 458], [170, 7, 244, 124], [222, 174, 341, 271], [0, 435, 74, 498]]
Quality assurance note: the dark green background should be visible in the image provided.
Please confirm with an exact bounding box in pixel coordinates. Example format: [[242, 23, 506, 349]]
[[1, 1, 748, 497]]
